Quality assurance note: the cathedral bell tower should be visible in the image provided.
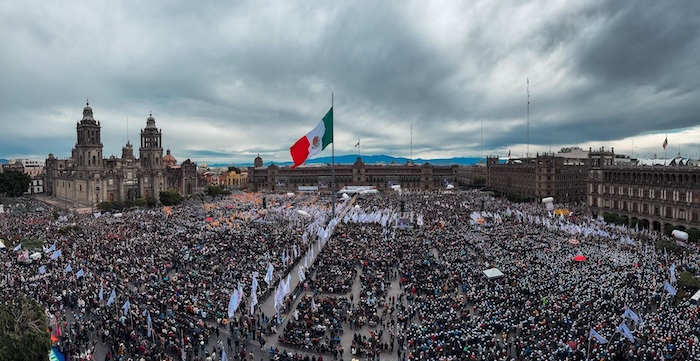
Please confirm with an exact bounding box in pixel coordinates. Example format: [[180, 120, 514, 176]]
[[139, 112, 164, 198], [73, 101, 103, 168]]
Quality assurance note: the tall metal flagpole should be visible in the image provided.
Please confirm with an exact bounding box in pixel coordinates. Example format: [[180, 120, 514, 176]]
[[331, 93, 336, 219]]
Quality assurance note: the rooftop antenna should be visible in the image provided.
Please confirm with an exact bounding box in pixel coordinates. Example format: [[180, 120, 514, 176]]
[[527, 77, 530, 158], [410, 123, 413, 163], [126, 116, 129, 144]]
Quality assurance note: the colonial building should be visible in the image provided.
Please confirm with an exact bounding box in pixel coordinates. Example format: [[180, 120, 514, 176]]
[[246, 155, 457, 192], [587, 150, 700, 233], [45, 102, 196, 206], [486, 147, 591, 203]]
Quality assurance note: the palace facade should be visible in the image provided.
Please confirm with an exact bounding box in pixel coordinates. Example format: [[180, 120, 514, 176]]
[[245, 155, 458, 192]]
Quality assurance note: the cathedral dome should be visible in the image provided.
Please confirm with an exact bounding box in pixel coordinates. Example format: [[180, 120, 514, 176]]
[[81, 101, 95, 122], [163, 149, 177, 167], [146, 112, 156, 128]]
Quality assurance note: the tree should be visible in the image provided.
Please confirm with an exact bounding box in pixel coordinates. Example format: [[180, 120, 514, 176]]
[[0, 170, 31, 197], [0, 295, 52, 360], [160, 190, 184, 206], [206, 185, 224, 197], [145, 196, 158, 207]]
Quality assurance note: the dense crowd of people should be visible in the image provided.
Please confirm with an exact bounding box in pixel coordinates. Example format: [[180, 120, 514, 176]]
[[2, 188, 700, 361]]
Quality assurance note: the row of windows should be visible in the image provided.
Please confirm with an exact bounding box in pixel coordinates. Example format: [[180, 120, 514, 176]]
[[598, 186, 695, 203], [595, 198, 700, 221], [605, 171, 700, 185]]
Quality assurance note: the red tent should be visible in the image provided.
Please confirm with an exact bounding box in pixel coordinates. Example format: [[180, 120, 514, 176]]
[[573, 255, 586, 262]]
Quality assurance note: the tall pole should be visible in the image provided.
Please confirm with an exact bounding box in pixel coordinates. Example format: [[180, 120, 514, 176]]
[[410, 124, 413, 163], [480, 119, 483, 163], [331, 93, 336, 219], [527, 78, 530, 158]]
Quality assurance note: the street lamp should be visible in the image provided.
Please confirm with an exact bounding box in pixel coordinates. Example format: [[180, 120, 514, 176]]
[[95, 185, 100, 209]]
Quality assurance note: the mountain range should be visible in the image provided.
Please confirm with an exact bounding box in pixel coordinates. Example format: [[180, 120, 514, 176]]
[[209, 154, 485, 168]]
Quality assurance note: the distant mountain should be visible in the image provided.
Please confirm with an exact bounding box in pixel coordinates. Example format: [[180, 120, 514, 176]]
[[205, 154, 483, 168], [0, 159, 7, 164]]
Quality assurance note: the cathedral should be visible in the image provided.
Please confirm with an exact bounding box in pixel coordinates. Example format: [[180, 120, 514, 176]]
[[45, 102, 196, 206]]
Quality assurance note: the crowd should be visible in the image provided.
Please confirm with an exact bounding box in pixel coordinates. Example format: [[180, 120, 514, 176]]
[[1, 193, 339, 361], [2, 187, 700, 361]]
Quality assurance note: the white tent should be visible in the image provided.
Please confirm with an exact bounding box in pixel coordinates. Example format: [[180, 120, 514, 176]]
[[483, 267, 505, 280]]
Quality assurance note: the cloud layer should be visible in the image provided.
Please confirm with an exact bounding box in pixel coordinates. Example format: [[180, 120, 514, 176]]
[[1, 0, 698, 164]]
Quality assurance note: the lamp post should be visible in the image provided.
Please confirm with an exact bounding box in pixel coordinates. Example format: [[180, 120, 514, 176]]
[[95, 185, 100, 211]]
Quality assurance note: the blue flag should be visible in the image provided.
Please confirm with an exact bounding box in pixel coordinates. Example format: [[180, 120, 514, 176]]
[[76, 269, 84, 278], [147, 311, 152, 337], [623, 307, 640, 323], [122, 300, 131, 314], [221, 349, 228, 361], [64, 264, 72, 273], [616, 322, 635, 342], [664, 281, 677, 296], [39, 265, 46, 274], [50, 250, 62, 260], [589, 328, 608, 344], [99, 283, 104, 301], [107, 290, 116, 306]]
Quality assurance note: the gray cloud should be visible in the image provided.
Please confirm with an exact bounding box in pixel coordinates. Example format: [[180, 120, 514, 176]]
[[1, 0, 699, 165]]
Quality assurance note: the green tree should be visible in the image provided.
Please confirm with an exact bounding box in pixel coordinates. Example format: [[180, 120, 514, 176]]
[[0, 170, 31, 197], [0, 295, 52, 360], [96, 201, 114, 212], [145, 196, 158, 207], [678, 271, 700, 291], [160, 190, 184, 206], [206, 185, 224, 197]]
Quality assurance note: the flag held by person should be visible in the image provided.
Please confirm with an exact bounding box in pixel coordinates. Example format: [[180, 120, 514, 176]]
[[64, 264, 72, 273], [99, 283, 104, 301], [616, 322, 635, 342], [290, 107, 333, 169], [264, 263, 274, 286], [147, 310, 152, 337], [50, 249, 62, 260], [76, 269, 84, 278], [222, 349, 228, 361], [589, 328, 608, 344], [623, 307, 640, 323], [13, 243, 21, 252], [122, 300, 131, 314], [38, 265, 46, 274], [664, 281, 677, 296], [107, 290, 116, 306]]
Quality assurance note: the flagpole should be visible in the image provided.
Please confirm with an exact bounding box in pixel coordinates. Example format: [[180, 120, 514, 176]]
[[331, 93, 336, 219], [664, 134, 667, 165]]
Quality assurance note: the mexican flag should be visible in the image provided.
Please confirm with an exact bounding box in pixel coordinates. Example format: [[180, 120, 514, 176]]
[[290, 107, 333, 169]]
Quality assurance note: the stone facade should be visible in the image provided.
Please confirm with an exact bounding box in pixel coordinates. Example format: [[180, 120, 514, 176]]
[[45, 103, 195, 206], [246, 156, 457, 192], [587, 153, 700, 232]]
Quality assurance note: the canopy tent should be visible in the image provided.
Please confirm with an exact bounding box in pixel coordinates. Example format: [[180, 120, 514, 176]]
[[573, 255, 587, 262], [483, 267, 505, 279]]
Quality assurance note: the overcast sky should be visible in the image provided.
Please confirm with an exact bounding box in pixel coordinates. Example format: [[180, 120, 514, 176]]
[[1, 0, 698, 165]]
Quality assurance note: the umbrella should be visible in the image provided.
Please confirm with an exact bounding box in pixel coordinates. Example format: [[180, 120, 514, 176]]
[[573, 255, 586, 262], [568, 239, 580, 245]]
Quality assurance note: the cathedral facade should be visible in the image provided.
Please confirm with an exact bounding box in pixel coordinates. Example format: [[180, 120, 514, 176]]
[[45, 102, 191, 206]]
